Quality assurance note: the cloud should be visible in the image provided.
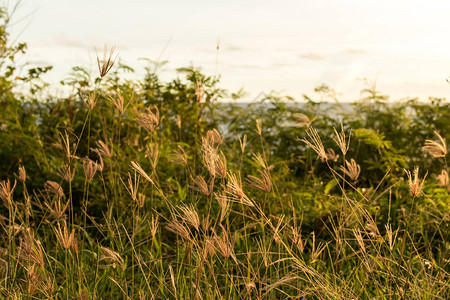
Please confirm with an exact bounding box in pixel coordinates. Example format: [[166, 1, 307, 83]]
[[341, 49, 369, 55], [223, 63, 269, 70], [224, 44, 244, 52], [27, 59, 52, 65], [299, 52, 326, 61], [54, 35, 88, 49]]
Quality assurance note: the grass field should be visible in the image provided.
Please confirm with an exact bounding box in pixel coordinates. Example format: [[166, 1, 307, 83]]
[[0, 14, 449, 300]]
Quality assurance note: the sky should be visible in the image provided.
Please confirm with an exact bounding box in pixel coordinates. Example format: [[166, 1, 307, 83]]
[[6, 0, 450, 102]]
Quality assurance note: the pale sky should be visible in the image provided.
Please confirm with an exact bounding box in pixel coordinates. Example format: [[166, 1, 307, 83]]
[[6, 0, 450, 101]]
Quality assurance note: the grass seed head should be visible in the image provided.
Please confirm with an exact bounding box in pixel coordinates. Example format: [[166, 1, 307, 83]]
[[246, 170, 271, 193], [99, 246, 124, 269], [293, 113, 317, 128], [404, 166, 427, 197], [56, 165, 75, 183], [300, 126, 327, 162], [122, 172, 140, 203], [215, 192, 231, 223], [16, 165, 26, 183], [212, 224, 236, 262], [194, 79, 205, 103], [18, 230, 45, 267], [239, 134, 247, 153], [0, 179, 16, 208], [422, 131, 447, 158], [326, 148, 339, 162], [44, 181, 64, 199], [340, 159, 361, 181], [108, 89, 132, 115], [191, 175, 211, 196], [95, 140, 112, 159], [437, 169, 449, 188], [255, 119, 262, 136], [214, 151, 227, 178], [226, 172, 253, 206], [130, 161, 154, 185], [150, 215, 159, 238], [206, 128, 223, 148], [146, 143, 159, 170], [83, 158, 99, 180], [55, 221, 75, 250], [170, 145, 188, 165], [178, 203, 200, 231], [96, 45, 117, 78], [44, 196, 69, 220], [136, 106, 160, 132], [83, 91, 98, 111], [166, 219, 192, 242], [333, 123, 351, 156]]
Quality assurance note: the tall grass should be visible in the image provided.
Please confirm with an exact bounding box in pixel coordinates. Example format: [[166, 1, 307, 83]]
[[0, 45, 449, 300]]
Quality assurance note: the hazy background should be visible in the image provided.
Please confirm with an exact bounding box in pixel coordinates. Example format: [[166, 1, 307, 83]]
[[7, 0, 450, 101]]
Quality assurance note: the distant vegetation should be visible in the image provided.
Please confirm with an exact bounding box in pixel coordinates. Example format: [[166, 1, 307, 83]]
[[0, 5, 449, 299]]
